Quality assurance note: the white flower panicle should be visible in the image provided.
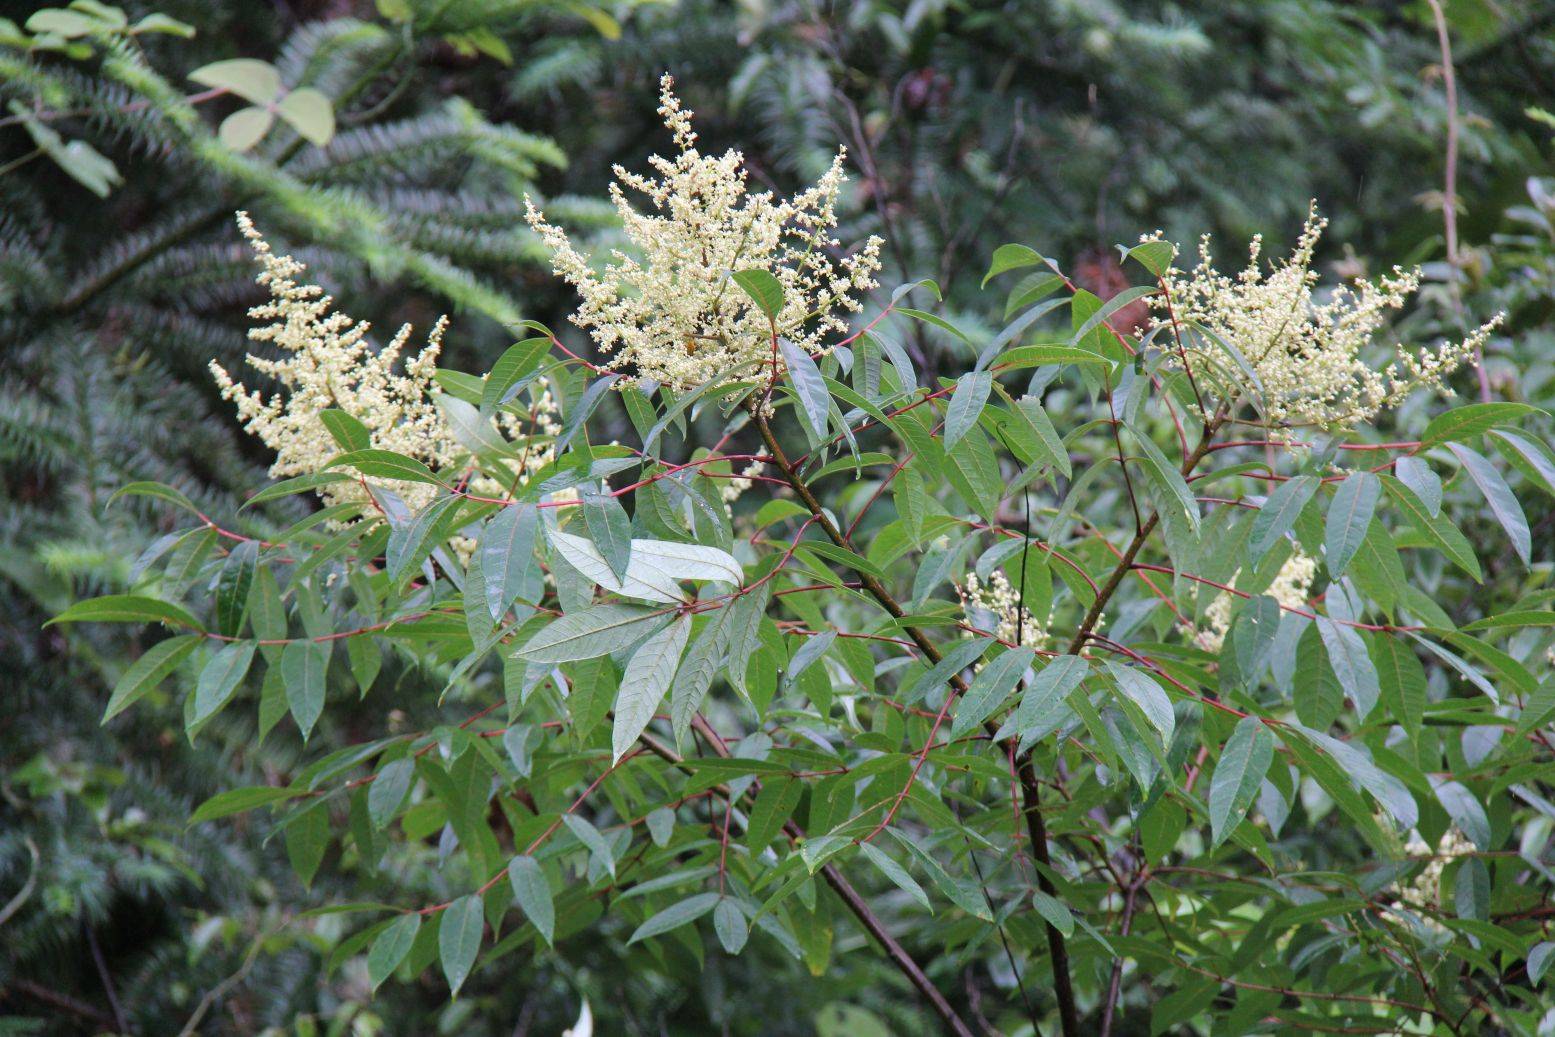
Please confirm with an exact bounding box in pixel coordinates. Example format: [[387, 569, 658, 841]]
[[1398, 827, 1476, 912], [1197, 547, 1316, 653], [1147, 204, 1501, 428], [525, 74, 883, 391], [211, 214, 558, 516], [959, 570, 1050, 648], [719, 460, 767, 504]]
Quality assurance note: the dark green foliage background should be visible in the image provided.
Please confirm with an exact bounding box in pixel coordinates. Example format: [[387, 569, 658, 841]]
[[2, 1, 1553, 1034]]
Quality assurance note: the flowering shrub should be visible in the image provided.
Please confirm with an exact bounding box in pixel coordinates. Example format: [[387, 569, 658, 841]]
[[57, 103, 1555, 1037]]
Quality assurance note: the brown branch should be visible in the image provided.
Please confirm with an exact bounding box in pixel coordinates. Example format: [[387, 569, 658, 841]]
[[1425, 0, 1492, 402], [752, 408, 1073, 1036], [635, 721, 975, 1037]]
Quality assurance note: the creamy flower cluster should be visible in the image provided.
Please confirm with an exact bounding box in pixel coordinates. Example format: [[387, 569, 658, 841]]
[[1398, 827, 1476, 913], [1197, 547, 1316, 653], [719, 460, 766, 504], [525, 75, 883, 392], [959, 570, 1050, 648], [211, 214, 559, 518], [1147, 204, 1500, 428]]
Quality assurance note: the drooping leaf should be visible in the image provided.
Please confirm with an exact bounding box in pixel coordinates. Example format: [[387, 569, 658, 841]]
[[518, 604, 666, 664], [612, 614, 691, 762], [508, 855, 555, 946], [438, 894, 484, 997], [1447, 443, 1531, 564], [368, 914, 421, 991], [282, 639, 331, 741], [582, 492, 633, 582], [192, 640, 257, 728], [1209, 716, 1274, 846], [482, 503, 540, 621], [1324, 471, 1380, 578]]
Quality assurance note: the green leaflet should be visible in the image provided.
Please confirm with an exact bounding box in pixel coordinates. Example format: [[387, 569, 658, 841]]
[[950, 646, 1035, 739], [671, 606, 734, 747], [1324, 470, 1379, 578], [482, 503, 539, 621], [438, 894, 484, 997], [612, 613, 692, 762], [1250, 475, 1317, 560], [1209, 716, 1274, 846], [282, 639, 331, 741], [508, 855, 555, 946], [192, 640, 257, 729], [628, 891, 721, 945], [103, 634, 199, 722], [518, 604, 666, 663], [943, 370, 991, 450], [368, 914, 420, 992]]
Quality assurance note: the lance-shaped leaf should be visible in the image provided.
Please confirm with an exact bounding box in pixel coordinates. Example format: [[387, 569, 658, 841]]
[[1250, 475, 1317, 560], [482, 503, 539, 621], [628, 891, 721, 945], [192, 640, 257, 728], [1419, 402, 1539, 447], [582, 492, 633, 582], [1325, 471, 1379, 578], [282, 639, 330, 740], [1129, 422, 1198, 533], [49, 594, 203, 632], [732, 268, 784, 318], [1104, 661, 1175, 746], [548, 529, 742, 604], [1393, 456, 1440, 516], [518, 604, 667, 664], [368, 913, 421, 992], [1447, 443, 1530, 565], [613, 613, 692, 761], [327, 448, 441, 485], [439, 894, 484, 998], [779, 337, 829, 439], [508, 855, 555, 945], [104, 634, 199, 722], [996, 654, 1088, 752], [672, 607, 733, 747], [943, 370, 992, 451], [1209, 716, 1274, 846], [1315, 618, 1380, 719], [951, 646, 1035, 739]]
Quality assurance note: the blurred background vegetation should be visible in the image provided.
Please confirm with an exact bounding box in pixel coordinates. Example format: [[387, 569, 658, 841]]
[[1, 0, 1552, 1033]]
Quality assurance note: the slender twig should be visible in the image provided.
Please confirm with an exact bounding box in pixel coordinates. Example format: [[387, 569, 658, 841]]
[[85, 920, 128, 1033], [753, 407, 1076, 1037], [1425, 0, 1492, 402]]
